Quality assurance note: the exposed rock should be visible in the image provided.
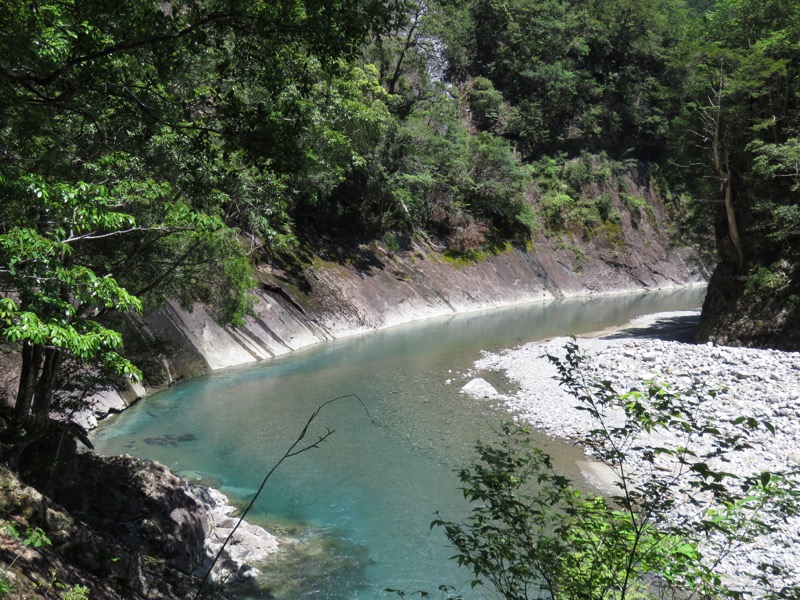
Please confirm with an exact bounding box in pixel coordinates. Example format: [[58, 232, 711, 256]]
[[118, 203, 707, 418], [1, 452, 278, 599], [188, 484, 279, 585], [47, 177, 709, 432], [460, 377, 503, 399], [697, 234, 799, 350]]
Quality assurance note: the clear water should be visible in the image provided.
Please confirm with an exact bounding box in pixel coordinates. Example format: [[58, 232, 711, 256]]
[[91, 287, 705, 599]]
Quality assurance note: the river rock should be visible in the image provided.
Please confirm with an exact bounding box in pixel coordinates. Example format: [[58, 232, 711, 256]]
[[460, 377, 503, 399], [473, 310, 800, 597], [237, 565, 261, 580], [197, 491, 279, 585], [18, 451, 279, 595]]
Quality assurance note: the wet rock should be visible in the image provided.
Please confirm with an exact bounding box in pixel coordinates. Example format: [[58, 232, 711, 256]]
[[143, 434, 179, 447], [190, 485, 279, 585], [143, 433, 197, 446], [238, 565, 261, 580]]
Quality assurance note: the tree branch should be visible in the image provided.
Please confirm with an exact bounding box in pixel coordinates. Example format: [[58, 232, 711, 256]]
[[0, 13, 225, 90], [194, 394, 374, 598]]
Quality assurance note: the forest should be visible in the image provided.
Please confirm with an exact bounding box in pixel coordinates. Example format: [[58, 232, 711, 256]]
[[0, 0, 799, 598], [2, 0, 799, 420]]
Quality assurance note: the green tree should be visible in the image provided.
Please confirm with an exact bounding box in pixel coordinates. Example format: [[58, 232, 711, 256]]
[[0, 177, 142, 427], [453, 0, 690, 158], [670, 0, 800, 346], [674, 0, 800, 257], [0, 0, 402, 461]]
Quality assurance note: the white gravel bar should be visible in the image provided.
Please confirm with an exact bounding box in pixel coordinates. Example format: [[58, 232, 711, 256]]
[[469, 309, 800, 596]]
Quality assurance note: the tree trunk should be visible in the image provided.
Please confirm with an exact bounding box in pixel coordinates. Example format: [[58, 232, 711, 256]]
[[32, 347, 62, 421], [709, 70, 744, 268], [14, 341, 43, 424], [722, 175, 744, 267]]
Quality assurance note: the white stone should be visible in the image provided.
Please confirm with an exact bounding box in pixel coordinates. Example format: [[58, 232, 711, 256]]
[[460, 377, 502, 399]]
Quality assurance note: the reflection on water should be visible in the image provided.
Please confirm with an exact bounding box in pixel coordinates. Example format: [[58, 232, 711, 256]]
[[92, 287, 705, 599]]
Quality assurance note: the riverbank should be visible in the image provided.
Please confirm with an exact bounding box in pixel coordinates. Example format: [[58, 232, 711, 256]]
[[470, 309, 800, 596], [74, 283, 708, 432], [86, 288, 709, 599], [82, 223, 707, 428], [0, 452, 278, 599]]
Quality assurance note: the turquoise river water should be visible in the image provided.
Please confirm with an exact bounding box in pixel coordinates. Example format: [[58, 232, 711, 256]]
[[91, 287, 705, 599]]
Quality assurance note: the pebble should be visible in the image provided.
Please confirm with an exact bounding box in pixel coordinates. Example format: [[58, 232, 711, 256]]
[[473, 310, 800, 597]]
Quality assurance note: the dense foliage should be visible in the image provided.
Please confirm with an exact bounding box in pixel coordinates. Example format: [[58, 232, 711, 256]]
[[436, 0, 689, 159], [0, 0, 403, 451], [429, 0, 799, 339], [1, 0, 798, 596], [1, 0, 798, 448]]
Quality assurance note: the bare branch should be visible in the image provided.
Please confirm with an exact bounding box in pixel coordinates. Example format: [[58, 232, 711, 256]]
[[63, 226, 160, 244], [194, 394, 374, 598]]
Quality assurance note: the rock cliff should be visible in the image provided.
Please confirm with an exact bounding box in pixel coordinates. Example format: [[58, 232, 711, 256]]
[[81, 176, 708, 423]]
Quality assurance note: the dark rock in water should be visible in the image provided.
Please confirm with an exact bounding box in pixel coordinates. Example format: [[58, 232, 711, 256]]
[[144, 433, 197, 446], [144, 434, 178, 446]]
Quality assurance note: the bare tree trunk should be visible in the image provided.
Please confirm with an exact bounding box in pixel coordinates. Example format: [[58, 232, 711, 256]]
[[722, 174, 744, 267], [709, 65, 744, 268]]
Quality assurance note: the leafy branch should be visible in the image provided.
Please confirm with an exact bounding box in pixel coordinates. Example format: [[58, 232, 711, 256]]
[[434, 341, 800, 600]]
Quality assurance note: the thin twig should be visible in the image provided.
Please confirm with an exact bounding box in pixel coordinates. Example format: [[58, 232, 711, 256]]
[[194, 393, 374, 598]]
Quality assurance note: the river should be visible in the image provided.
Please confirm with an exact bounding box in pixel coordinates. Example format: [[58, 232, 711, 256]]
[[91, 287, 706, 599]]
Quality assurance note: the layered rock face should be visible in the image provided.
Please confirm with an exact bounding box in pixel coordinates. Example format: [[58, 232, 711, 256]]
[[112, 173, 707, 413]]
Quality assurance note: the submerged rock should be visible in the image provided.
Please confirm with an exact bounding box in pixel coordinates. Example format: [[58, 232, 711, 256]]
[[143, 434, 180, 446], [143, 433, 198, 446]]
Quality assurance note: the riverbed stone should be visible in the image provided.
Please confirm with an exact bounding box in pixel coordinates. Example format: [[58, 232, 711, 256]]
[[473, 310, 800, 597], [460, 377, 503, 399]]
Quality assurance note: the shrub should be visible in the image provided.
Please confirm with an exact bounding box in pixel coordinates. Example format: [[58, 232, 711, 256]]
[[622, 192, 654, 221], [467, 77, 506, 131], [745, 266, 787, 296], [540, 193, 575, 230]]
